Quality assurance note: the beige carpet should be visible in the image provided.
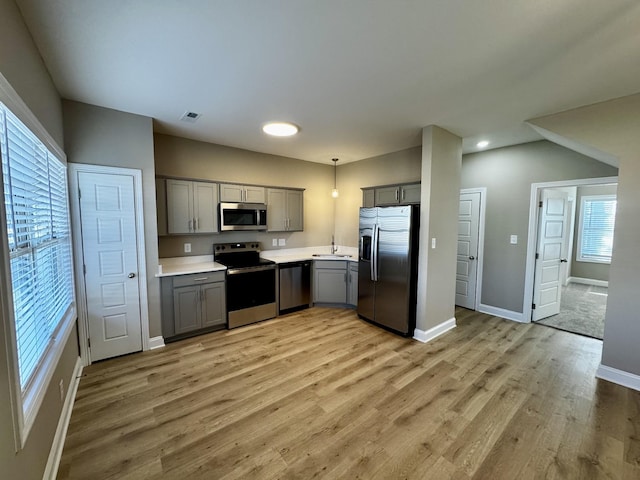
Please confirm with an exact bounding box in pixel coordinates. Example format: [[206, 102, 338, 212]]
[[535, 283, 607, 339]]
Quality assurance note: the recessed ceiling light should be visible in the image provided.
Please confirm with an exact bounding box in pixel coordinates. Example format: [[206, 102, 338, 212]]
[[476, 140, 490, 148], [262, 122, 299, 137]]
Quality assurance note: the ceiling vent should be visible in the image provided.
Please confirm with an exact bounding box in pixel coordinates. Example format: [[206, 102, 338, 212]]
[[180, 111, 201, 123]]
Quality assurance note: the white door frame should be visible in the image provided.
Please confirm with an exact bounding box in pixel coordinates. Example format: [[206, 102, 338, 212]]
[[522, 176, 618, 323], [460, 187, 486, 311], [69, 163, 150, 366]]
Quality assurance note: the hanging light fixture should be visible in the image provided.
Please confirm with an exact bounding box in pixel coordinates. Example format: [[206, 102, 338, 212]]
[[331, 158, 339, 198]]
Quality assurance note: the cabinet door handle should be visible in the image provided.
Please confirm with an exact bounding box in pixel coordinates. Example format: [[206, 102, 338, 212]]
[[188, 219, 193, 232], [192, 277, 209, 282], [395, 189, 399, 201], [401, 189, 405, 201]]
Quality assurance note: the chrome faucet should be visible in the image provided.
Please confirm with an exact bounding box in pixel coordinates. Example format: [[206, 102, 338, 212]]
[[331, 235, 338, 254]]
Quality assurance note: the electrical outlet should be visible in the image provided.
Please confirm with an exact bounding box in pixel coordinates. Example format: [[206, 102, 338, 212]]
[[431, 238, 436, 249], [510, 235, 518, 245], [59, 379, 64, 402], [184, 243, 191, 253], [278, 238, 286, 246], [272, 238, 278, 246]]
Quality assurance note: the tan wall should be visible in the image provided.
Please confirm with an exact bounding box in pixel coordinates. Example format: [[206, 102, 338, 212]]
[[334, 146, 422, 247], [62, 101, 162, 338], [154, 133, 336, 256], [417, 126, 462, 331], [530, 93, 640, 377], [0, 1, 79, 478]]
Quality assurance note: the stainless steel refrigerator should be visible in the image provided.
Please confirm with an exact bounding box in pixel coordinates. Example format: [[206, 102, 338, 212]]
[[357, 205, 420, 336]]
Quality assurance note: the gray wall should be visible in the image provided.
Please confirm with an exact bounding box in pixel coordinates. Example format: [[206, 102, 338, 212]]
[[0, 0, 79, 478], [571, 184, 617, 282], [62, 100, 162, 338], [461, 140, 618, 313], [530, 94, 640, 377]]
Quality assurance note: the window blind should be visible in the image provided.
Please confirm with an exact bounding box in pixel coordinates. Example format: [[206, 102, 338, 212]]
[[0, 102, 74, 391], [579, 195, 616, 263]]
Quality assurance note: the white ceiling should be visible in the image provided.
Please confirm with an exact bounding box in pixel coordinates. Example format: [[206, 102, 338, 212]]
[[14, 0, 640, 164]]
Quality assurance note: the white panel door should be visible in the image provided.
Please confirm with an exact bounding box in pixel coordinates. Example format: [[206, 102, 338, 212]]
[[456, 192, 480, 309], [78, 172, 142, 361], [532, 189, 569, 321]]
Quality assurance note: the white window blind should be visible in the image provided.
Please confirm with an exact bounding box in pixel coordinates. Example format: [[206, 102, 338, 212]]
[[0, 102, 74, 391], [578, 195, 616, 264]]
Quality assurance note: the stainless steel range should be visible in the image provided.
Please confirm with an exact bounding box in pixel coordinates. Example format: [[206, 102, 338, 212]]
[[214, 242, 277, 328]]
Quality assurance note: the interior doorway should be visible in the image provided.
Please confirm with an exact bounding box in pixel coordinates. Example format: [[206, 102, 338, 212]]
[[526, 178, 617, 339], [455, 188, 486, 310], [69, 163, 150, 364]]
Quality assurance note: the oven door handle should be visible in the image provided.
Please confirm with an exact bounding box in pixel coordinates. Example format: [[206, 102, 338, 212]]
[[226, 265, 277, 275]]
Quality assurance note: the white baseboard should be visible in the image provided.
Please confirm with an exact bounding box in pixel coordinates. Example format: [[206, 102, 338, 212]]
[[414, 317, 456, 343], [596, 364, 640, 392], [478, 303, 527, 323], [568, 276, 609, 288], [148, 336, 165, 350], [43, 356, 83, 480]]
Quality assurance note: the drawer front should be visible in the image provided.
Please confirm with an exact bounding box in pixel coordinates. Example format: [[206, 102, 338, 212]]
[[172, 271, 225, 287], [314, 260, 347, 270]]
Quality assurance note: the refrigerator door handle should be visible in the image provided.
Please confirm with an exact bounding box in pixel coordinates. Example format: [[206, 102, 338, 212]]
[[372, 224, 380, 281]]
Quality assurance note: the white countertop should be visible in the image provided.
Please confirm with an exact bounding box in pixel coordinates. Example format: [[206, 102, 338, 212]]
[[156, 255, 226, 277], [261, 246, 358, 264], [157, 246, 358, 277]]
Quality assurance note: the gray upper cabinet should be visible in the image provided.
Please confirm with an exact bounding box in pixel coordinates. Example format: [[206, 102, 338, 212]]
[[166, 179, 218, 234], [365, 183, 421, 206], [267, 188, 304, 232], [156, 178, 168, 236], [362, 188, 375, 208], [219, 183, 265, 203], [400, 183, 421, 204]]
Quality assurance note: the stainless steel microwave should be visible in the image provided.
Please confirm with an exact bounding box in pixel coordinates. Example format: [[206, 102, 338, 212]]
[[219, 202, 268, 231]]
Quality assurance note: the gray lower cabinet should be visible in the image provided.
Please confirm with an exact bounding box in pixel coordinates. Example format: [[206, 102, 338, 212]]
[[347, 262, 358, 307], [313, 260, 358, 307], [161, 271, 226, 341]]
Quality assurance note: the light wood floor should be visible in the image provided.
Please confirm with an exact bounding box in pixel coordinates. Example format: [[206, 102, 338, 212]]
[[58, 307, 640, 479]]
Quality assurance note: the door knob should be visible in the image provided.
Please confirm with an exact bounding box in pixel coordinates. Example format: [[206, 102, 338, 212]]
[[128, 273, 136, 278], [469, 256, 475, 260], [560, 259, 568, 263]]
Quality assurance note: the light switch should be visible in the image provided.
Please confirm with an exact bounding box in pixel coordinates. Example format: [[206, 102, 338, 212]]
[[278, 238, 286, 246], [510, 235, 518, 245], [184, 243, 191, 253], [431, 238, 436, 249], [272, 238, 278, 246]]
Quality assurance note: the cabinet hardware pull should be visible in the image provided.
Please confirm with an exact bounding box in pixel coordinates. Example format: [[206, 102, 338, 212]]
[[193, 277, 209, 281], [188, 219, 193, 232]]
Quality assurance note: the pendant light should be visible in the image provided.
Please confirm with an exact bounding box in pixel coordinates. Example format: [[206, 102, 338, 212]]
[[331, 158, 339, 198]]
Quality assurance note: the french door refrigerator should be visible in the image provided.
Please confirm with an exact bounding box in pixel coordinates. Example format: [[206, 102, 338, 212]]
[[358, 205, 420, 336]]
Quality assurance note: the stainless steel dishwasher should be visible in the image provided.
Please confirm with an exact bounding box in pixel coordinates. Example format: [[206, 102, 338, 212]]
[[278, 261, 311, 314]]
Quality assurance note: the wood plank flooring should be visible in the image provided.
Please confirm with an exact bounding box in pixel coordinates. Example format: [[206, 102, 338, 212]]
[[57, 307, 640, 479]]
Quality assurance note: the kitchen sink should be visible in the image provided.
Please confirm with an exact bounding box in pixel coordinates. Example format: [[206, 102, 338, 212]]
[[312, 254, 353, 259]]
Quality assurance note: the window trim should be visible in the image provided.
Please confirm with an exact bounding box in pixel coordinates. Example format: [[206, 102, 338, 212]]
[[0, 72, 75, 449], [576, 194, 616, 265]]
